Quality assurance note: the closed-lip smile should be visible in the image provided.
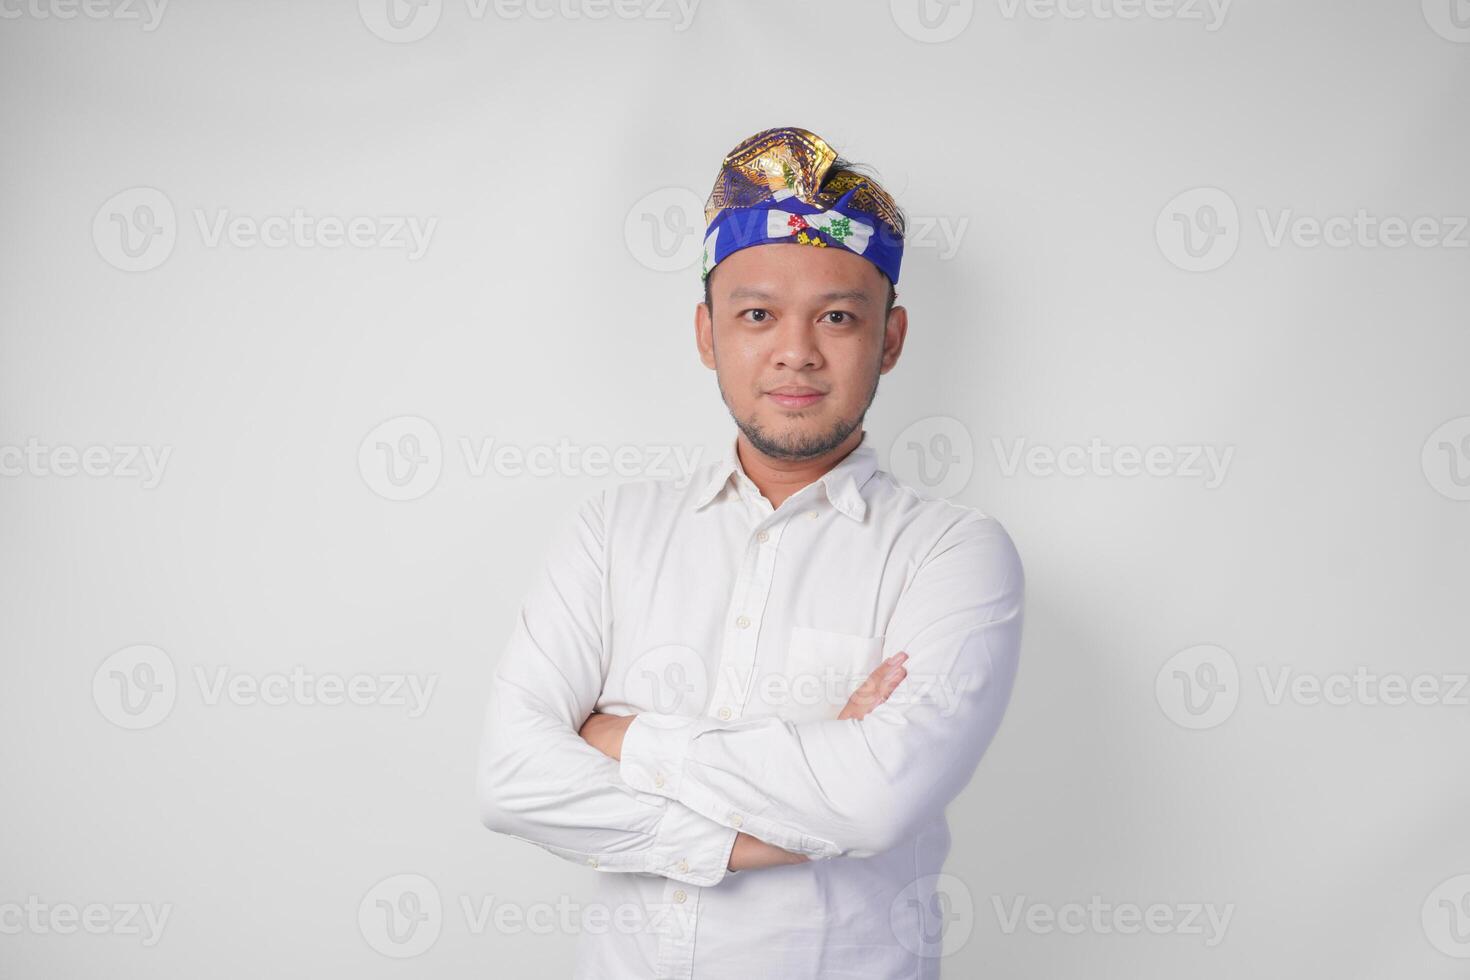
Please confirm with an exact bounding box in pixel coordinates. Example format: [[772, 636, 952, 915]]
[[766, 385, 826, 408]]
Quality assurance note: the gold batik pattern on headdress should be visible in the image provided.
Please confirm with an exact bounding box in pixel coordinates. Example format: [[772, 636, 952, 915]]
[[703, 126, 905, 238]]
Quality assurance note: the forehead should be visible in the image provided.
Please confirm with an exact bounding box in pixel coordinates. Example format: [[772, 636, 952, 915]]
[[709, 242, 886, 304]]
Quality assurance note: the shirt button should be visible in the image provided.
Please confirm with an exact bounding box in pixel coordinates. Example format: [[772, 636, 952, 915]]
[[730, 814, 744, 828], [736, 615, 751, 629], [677, 860, 690, 873], [674, 890, 688, 904], [717, 706, 732, 720], [807, 510, 819, 520], [756, 530, 769, 543], [654, 773, 666, 788], [587, 857, 599, 867]]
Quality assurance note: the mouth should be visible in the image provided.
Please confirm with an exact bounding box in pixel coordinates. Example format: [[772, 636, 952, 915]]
[[765, 387, 827, 410]]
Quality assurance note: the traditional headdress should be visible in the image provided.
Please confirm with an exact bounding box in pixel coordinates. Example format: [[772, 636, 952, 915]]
[[700, 127, 905, 286]]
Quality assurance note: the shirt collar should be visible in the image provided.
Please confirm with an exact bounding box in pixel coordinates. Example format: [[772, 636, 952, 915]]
[[691, 430, 879, 522]]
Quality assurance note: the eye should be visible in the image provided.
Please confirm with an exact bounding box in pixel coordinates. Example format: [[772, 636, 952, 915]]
[[740, 309, 771, 323], [822, 311, 854, 324]]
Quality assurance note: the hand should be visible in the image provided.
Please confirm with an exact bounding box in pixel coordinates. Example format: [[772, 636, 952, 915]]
[[728, 831, 810, 871], [579, 712, 635, 761], [726, 653, 908, 872], [838, 652, 908, 721]]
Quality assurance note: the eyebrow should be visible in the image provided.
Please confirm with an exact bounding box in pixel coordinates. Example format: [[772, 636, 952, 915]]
[[726, 287, 872, 305]]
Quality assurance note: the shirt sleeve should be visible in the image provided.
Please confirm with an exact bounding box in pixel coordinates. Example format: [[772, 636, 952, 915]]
[[617, 512, 1024, 860], [478, 489, 739, 887]]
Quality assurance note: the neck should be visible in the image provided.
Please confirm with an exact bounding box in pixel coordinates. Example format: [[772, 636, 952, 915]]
[[735, 427, 865, 510]]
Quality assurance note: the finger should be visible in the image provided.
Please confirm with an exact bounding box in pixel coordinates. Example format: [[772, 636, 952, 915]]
[[855, 656, 908, 703], [841, 667, 907, 721], [838, 681, 880, 721], [866, 654, 903, 685], [848, 674, 883, 708], [874, 665, 907, 702]]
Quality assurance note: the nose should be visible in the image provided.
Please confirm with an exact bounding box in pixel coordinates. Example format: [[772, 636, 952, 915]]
[[771, 317, 821, 372]]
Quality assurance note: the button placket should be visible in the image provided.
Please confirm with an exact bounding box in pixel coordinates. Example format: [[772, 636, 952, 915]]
[[655, 875, 700, 979], [707, 515, 790, 721]]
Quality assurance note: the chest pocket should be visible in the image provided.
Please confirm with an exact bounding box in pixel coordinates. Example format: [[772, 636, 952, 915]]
[[778, 626, 887, 722]]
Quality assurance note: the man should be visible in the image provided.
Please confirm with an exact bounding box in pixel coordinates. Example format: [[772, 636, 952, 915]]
[[479, 126, 1024, 979]]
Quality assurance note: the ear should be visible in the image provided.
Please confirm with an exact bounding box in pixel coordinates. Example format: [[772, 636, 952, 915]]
[[695, 298, 716, 370], [878, 303, 907, 375]]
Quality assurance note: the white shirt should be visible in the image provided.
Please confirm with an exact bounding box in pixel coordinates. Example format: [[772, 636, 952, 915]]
[[479, 428, 1024, 979]]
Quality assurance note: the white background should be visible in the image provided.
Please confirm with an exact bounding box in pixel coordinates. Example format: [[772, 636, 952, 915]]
[[1, 0, 1468, 976]]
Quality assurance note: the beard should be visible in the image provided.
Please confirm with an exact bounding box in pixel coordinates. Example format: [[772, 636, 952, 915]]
[[717, 357, 883, 462]]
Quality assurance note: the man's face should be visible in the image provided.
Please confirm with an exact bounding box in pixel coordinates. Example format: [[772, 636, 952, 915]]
[[696, 242, 907, 461]]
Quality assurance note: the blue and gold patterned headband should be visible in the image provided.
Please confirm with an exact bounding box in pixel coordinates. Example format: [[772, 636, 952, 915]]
[[700, 127, 905, 286]]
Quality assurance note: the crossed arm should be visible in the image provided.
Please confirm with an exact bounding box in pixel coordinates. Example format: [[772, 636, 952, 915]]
[[477, 490, 1024, 886], [577, 653, 911, 872]]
